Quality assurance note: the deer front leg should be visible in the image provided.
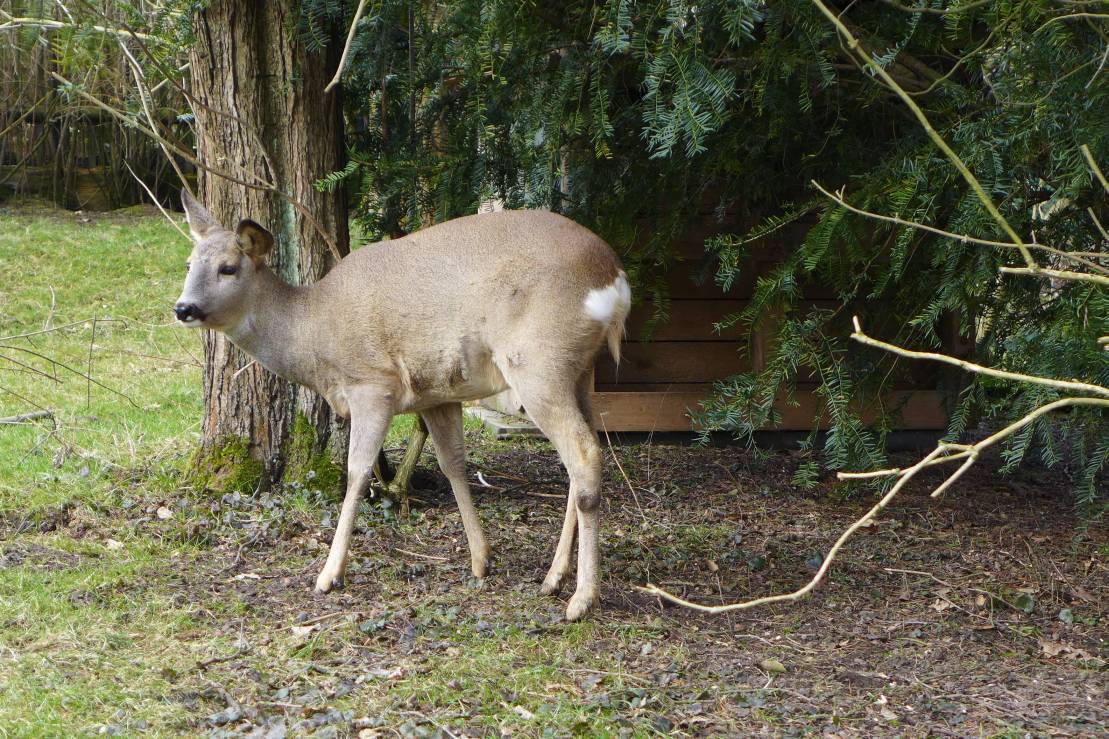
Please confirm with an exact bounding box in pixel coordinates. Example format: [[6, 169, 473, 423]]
[[315, 393, 394, 593]]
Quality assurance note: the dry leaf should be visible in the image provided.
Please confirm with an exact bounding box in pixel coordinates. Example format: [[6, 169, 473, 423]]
[[513, 706, 535, 720], [1071, 586, 1095, 603], [1039, 639, 1067, 658], [104, 538, 124, 551], [929, 598, 954, 613], [156, 506, 173, 520], [291, 623, 319, 638]]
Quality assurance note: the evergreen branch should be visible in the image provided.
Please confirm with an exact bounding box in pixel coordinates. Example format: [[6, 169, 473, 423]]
[[809, 0, 1039, 270], [812, 181, 1109, 275]]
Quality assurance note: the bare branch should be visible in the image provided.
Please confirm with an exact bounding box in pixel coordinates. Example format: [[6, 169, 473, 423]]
[[1082, 144, 1109, 194], [49, 71, 343, 262], [999, 266, 1109, 287], [812, 181, 1108, 275], [877, 0, 993, 15], [0, 16, 166, 42], [0, 410, 54, 425], [638, 445, 949, 613], [325, 0, 371, 93], [850, 316, 1109, 397], [639, 392, 1107, 614]]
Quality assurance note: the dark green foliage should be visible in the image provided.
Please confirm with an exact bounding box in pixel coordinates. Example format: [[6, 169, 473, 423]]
[[315, 0, 1105, 512]]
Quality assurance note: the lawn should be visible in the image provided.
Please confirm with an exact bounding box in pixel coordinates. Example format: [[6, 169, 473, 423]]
[[0, 204, 1105, 737]]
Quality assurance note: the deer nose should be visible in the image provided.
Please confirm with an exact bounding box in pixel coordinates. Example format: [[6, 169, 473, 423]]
[[174, 302, 204, 322]]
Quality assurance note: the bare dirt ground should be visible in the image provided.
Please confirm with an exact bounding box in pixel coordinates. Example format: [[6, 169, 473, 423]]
[[3, 435, 1106, 737]]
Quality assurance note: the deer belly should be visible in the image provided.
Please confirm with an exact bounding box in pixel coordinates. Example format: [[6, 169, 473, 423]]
[[395, 338, 508, 411]]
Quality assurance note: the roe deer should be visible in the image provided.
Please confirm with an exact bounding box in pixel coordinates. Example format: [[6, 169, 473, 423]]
[[174, 192, 630, 621]]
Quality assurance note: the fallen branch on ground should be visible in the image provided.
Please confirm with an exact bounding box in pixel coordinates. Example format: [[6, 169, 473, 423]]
[[0, 410, 53, 425]]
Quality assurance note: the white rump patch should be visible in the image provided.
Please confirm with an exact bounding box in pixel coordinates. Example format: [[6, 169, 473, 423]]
[[583, 272, 631, 323]]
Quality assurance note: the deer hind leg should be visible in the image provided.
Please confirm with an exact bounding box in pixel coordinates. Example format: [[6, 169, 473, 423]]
[[539, 371, 594, 596], [508, 374, 603, 621], [317, 390, 394, 593], [422, 402, 490, 578]]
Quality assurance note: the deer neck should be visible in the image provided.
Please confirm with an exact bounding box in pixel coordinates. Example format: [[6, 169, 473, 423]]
[[224, 267, 319, 389]]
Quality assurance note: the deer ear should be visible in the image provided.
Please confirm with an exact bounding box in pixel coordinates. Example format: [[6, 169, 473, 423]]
[[181, 189, 217, 240], [235, 219, 275, 263]]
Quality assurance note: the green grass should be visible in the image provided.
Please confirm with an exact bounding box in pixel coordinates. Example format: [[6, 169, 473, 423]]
[[0, 205, 203, 516], [0, 206, 451, 518], [0, 536, 203, 736]]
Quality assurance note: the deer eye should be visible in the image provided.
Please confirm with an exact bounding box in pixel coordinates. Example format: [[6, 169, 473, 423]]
[[218, 264, 238, 276]]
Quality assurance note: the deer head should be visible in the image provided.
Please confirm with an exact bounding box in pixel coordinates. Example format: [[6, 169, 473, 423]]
[[174, 190, 275, 330]]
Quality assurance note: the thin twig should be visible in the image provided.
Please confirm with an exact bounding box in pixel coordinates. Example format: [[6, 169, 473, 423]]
[[1081, 144, 1109, 194], [86, 318, 97, 409], [123, 160, 191, 241], [0, 318, 124, 343], [394, 547, 450, 562], [599, 416, 650, 529]]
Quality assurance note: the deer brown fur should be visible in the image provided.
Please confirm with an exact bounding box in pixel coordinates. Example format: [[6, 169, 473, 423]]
[[175, 191, 630, 620]]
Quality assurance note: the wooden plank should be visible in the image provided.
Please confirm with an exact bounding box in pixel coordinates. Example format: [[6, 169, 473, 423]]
[[595, 341, 749, 384], [625, 300, 749, 341], [588, 389, 948, 432], [595, 382, 713, 392], [590, 391, 707, 432]]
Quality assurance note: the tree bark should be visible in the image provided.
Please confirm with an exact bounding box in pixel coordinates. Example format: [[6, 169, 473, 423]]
[[187, 1, 349, 487]]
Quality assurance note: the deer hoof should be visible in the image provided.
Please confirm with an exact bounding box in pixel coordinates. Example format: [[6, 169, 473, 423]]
[[314, 569, 344, 593], [539, 574, 563, 597], [565, 590, 598, 622]]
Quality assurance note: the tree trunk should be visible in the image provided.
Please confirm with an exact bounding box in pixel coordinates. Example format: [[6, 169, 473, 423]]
[[187, 1, 349, 489]]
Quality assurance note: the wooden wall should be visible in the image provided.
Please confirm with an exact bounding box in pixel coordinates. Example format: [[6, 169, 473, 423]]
[[587, 220, 950, 433]]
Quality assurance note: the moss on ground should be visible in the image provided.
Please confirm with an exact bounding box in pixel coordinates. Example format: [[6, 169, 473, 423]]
[[282, 413, 345, 494]]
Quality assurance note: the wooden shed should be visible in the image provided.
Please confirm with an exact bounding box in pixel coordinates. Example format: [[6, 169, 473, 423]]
[[479, 213, 952, 435]]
